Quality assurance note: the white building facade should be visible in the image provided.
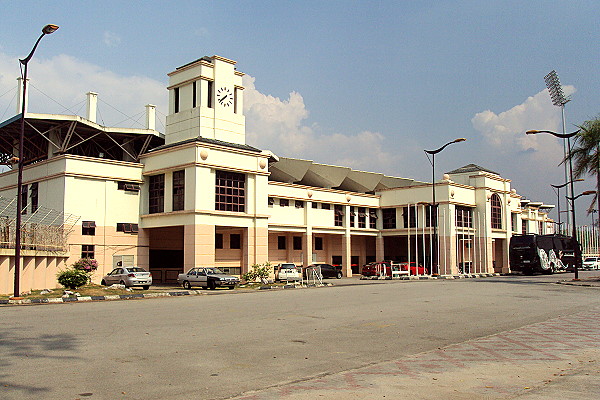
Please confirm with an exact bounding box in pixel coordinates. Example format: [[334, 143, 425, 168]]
[[0, 55, 553, 293]]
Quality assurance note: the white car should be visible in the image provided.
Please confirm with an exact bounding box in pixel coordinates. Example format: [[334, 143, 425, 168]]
[[101, 266, 152, 289], [582, 257, 600, 270], [275, 263, 301, 282]]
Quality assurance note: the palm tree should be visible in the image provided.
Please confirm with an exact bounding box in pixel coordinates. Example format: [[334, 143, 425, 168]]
[[565, 116, 600, 223]]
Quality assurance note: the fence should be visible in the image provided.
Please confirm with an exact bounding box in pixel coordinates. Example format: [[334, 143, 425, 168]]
[[0, 196, 79, 252]]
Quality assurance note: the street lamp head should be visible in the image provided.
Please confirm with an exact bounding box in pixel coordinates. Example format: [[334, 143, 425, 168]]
[[42, 24, 59, 35], [454, 138, 467, 143], [582, 190, 596, 196], [525, 129, 580, 139]]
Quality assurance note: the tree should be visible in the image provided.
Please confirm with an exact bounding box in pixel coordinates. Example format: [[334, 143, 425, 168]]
[[565, 116, 600, 222]]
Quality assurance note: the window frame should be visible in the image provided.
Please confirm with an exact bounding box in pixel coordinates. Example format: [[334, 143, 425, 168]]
[[149, 174, 165, 214], [215, 170, 246, 213], [490, 193, 502, 229], [172, 170, 185, 211]]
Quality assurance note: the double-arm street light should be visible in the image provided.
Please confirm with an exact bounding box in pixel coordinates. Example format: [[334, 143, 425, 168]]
[[551, 178, 584, 227], [526, 129, 581, 279], [566, 190, 596, 279], [13, 24, 59, 298], [424, 138, 466, 275]]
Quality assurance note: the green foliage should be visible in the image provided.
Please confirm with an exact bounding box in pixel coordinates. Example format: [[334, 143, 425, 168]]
[[565, 116, 600, 214], [57, 268, 90, 289], [242, 262, 272, 282]]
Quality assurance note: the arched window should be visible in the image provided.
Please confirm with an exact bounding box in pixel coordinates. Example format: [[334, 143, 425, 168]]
[[491, 193, 502, 229]]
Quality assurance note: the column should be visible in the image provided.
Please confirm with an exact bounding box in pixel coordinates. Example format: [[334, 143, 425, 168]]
[[342, 234, 352, 277], [184, 224, 215, 272], [376, 234, 384, 261]]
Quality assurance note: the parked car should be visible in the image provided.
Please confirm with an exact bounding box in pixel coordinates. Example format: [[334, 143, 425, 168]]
[[101, 266, 152, 289], [304, 263, 343, 279], [275, 263, 301, 281], [361, 261, 390, 277], [582, 257, 600, 270], [177, 267, 240, 290], [362, 261, 427, 276]]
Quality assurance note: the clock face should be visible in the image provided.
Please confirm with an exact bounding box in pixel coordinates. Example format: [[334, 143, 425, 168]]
[[216, 87, 233, 107]]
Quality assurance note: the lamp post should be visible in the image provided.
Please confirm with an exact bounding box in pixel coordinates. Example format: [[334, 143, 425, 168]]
[[13, 24, 59, 298], [551, 178, 584, 228], [566, 190, 596, 279], [545, 70, 571, 212], [526, 129, 581, 279], [424, 138, 466, 275]]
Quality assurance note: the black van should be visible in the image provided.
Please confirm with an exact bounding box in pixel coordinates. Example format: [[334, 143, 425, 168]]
[[509, 234, 580, 275]]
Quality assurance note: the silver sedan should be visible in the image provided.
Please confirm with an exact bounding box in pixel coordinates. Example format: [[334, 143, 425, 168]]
[[101, 267, 152, 289]]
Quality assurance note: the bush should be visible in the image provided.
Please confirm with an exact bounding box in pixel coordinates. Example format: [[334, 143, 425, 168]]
[[72, 258, 98, 271], [242, 262, 272, 282], [57, 268, 90, 289]]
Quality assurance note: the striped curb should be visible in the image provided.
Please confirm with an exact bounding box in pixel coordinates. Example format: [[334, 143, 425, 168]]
[[0, 289, 204, 305]]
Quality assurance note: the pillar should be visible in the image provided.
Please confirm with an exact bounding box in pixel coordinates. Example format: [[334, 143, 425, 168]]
[[375, 234, 384, 262], [184, 224, 215, 272]]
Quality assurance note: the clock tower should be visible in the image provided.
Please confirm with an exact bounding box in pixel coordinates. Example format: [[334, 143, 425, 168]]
[[165, 55, 245, 145]]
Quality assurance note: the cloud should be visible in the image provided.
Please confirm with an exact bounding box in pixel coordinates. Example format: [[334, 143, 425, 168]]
[[243, 74, 395, 172], [472, 86, 576, 152], [0, 52, 167, 128], [103, 31, 122, 47]]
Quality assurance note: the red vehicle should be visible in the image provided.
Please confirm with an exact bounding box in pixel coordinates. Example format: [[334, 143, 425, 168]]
[[361, 261, 428, 276]]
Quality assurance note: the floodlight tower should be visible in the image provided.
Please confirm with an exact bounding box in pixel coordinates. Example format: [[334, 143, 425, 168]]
[[544, 70, 572, 217]]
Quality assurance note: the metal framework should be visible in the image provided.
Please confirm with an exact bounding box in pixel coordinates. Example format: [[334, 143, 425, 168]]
[[0, 115, 162, 167], [0, 196, 79, 252]]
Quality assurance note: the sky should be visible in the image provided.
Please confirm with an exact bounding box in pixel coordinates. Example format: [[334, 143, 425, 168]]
[[0, 0, 598, 222]]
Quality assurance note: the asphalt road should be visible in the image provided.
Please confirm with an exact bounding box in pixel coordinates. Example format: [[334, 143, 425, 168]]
[[2, 272, 600, 400]]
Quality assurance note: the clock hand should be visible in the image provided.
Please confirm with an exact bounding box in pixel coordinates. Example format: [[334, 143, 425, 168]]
[[220, 95, 228, 102]]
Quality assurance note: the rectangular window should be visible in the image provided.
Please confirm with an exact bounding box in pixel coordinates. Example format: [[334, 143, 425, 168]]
[[425, 205, 438, 227], [538, 221, 544, 234], [30, 182, 38, 213], [81, 244, 95, 259], [117, 223, 139, 234], [321, 203, 330, 210], [314, 237, 323, 251], [174, 87, 180, 113], [149, 174, 165, 214], [369, 209, 377, 229], [215, 233, 223, 249], [382, 208, 396, 229], [334, 205, 344, 227], [311, 202, 318, 209], [118, 182, 141, 192], [20, 184, 28, 215], [455, 206, 473, 228], [207, 81, 214, 108], [215, 171, 245, 212], [230, 233, 241, 249], [192, 81, 197, 108], [234, 87, 238, 114], [277, 236, 286, 250], [172, 170, 185, 211], [350, 207, 356, 228], [512, 214, 518, 232], [82, 220, 96, 236], [279, 198, 289, 207], [403, 206, 417, 228], [293, 236, 302, 250], [268, 197, 274, 207], [295, 200, 304, 208], [357, 207, 366, 228], [522, 219, 527, 234]]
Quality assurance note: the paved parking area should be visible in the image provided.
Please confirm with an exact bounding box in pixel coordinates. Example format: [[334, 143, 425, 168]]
[[233, 309, 600, 399]]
